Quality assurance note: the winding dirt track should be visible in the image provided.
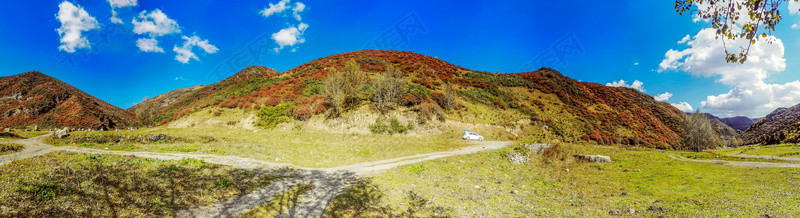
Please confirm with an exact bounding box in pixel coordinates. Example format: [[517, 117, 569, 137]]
[[2, 134, 511, 217], [665, 153, 800, 168]]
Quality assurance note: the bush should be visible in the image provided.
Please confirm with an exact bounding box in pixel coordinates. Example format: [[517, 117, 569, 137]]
[[682, 112, 721, 151], [255, 103, 295, 129], [302, 79, 323, 97], [369, 118, 410, 135], [369, 119, 389, 134]]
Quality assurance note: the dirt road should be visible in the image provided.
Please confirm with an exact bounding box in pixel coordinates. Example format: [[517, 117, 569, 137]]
[[665, 153, 800, 168], [2, 134, 511, 217]]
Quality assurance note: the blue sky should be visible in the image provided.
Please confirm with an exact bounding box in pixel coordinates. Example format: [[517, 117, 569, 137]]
[[1, 0, 799, 118]]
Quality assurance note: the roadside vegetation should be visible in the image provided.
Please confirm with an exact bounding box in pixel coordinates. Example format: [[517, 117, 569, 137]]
[[0, 143, 23, 155], [713, 143, 800, 158], [371, 143, 800, 217], [0, 151, 283, 216]]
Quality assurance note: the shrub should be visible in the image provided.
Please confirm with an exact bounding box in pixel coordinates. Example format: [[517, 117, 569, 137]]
[[416, 102, 444, 124], [255, 103, 295, 129], [389, 118, 407, 134], [369, 119, 389, 134], [682, 111, 721, 151], [302, 79, 323, 97]]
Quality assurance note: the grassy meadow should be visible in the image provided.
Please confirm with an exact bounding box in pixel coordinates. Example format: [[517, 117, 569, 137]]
[[367, 143, 800, 217], [0, 151, 284, 216]]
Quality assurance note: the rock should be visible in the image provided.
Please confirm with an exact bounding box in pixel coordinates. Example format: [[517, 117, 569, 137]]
[[55, 127, 70, 139], [564, 168, 570, 172], [507, 152, 529, 164], [146, 134, 168, 142], [576, 154, 612, 163], [3, 128, 8, 132], [32, 125, 38, 131], [628, 208, 635, 214], [524, 143, 551, 154]]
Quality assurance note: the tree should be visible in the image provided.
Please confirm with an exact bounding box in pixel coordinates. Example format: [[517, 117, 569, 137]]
[[682, 111, 721, 151], [371, 66, 406, 112], [675, 0, 799, 63], [323, 59, 369, 116]]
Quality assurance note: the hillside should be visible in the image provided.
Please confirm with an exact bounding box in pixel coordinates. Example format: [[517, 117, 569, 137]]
[[128, 84, 206, 123], [132, 50, 686, 148], [740, 104, 800, 145], [702, 113, 740, 138], [719, 116, 755, 132], [0, 72, 134, 129]]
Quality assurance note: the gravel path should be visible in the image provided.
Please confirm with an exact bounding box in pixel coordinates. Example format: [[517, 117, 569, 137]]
[[2, 134, 510, 217], [665, 153, 800, 168], [726, 153, 800, 162]]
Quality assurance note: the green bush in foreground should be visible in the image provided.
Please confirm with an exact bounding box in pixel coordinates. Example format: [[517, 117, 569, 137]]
[[255, 103, 295, 129], [0, 143, 23, 155], [369, 118, 412, 135]]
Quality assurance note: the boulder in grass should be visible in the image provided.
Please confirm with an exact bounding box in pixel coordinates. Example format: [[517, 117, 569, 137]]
[[576, 154, 612, 163], [524, 143, 551, 154], [55, 127, 70, 139]]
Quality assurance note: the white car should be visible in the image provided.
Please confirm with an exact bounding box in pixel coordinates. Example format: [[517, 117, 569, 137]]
[[462, 132, 484, 140]]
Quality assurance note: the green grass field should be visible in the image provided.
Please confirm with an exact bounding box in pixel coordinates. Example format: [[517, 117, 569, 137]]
[[45, 127, 468, 168], [734, 144, 800, 158], [0, 151, 283, 217], [370, 143, 800, 217]]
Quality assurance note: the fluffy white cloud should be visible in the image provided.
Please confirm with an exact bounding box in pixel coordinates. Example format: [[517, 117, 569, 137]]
[[654, 92, 673, 101], [260, 0, 305, 21], [132, 9, 180, 37], [107, 0, 137, 24], [292, 2, 306, 21], [173, 35, 218, 63], [261, 0, 290, 18], [671, 102, 694, 113], [108, 0, 137, 8], [659, 28, 785, 86], [790, 0, 800, 15], [55, 1, 99, 53], [605, 80, 645, 92], [661, 27, 800, 117], [677, 35, 691, 44], [136, 37, 163, 53], [271, 23, 308, 52]]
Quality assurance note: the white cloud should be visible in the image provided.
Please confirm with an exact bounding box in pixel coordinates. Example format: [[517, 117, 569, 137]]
[[260, 0, 290, 18], [132, 9, 181, 37], [292, 2, 306, 21], [671, 102, 694, 113], [790, 1, 800, 15], [659, 28, 785, 87], [654, 92, 673, 101], [108, 0, 137, 8], [136, 37, 163, 53], [633, 62, 639, 66], [677, 35, 691, 44], [271, 23, 308, 52], [55, 1, 99, 53], [661, 27, 800, 117], [107, 0, 137, 24], [173, 35, 218, 64], [606, 79, 645, 92]]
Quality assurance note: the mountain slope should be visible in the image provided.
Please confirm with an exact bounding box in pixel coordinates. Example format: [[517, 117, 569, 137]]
[[132, 50, 686, 148], [0, 71, 134, 129], [719, 116, 755, 132], [128, 84, 206, 122], [702, 113, 740, 142], [740, 104, 800, 145]]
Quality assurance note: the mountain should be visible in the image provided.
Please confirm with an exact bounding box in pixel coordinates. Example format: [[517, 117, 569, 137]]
[[0, 71, 134, 129], [127, 84, 206, 122], [719, 116, 755, 132], [701, 113, 739, 140], [740, 104, 800, 145], [132, 50, 686, 148]]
